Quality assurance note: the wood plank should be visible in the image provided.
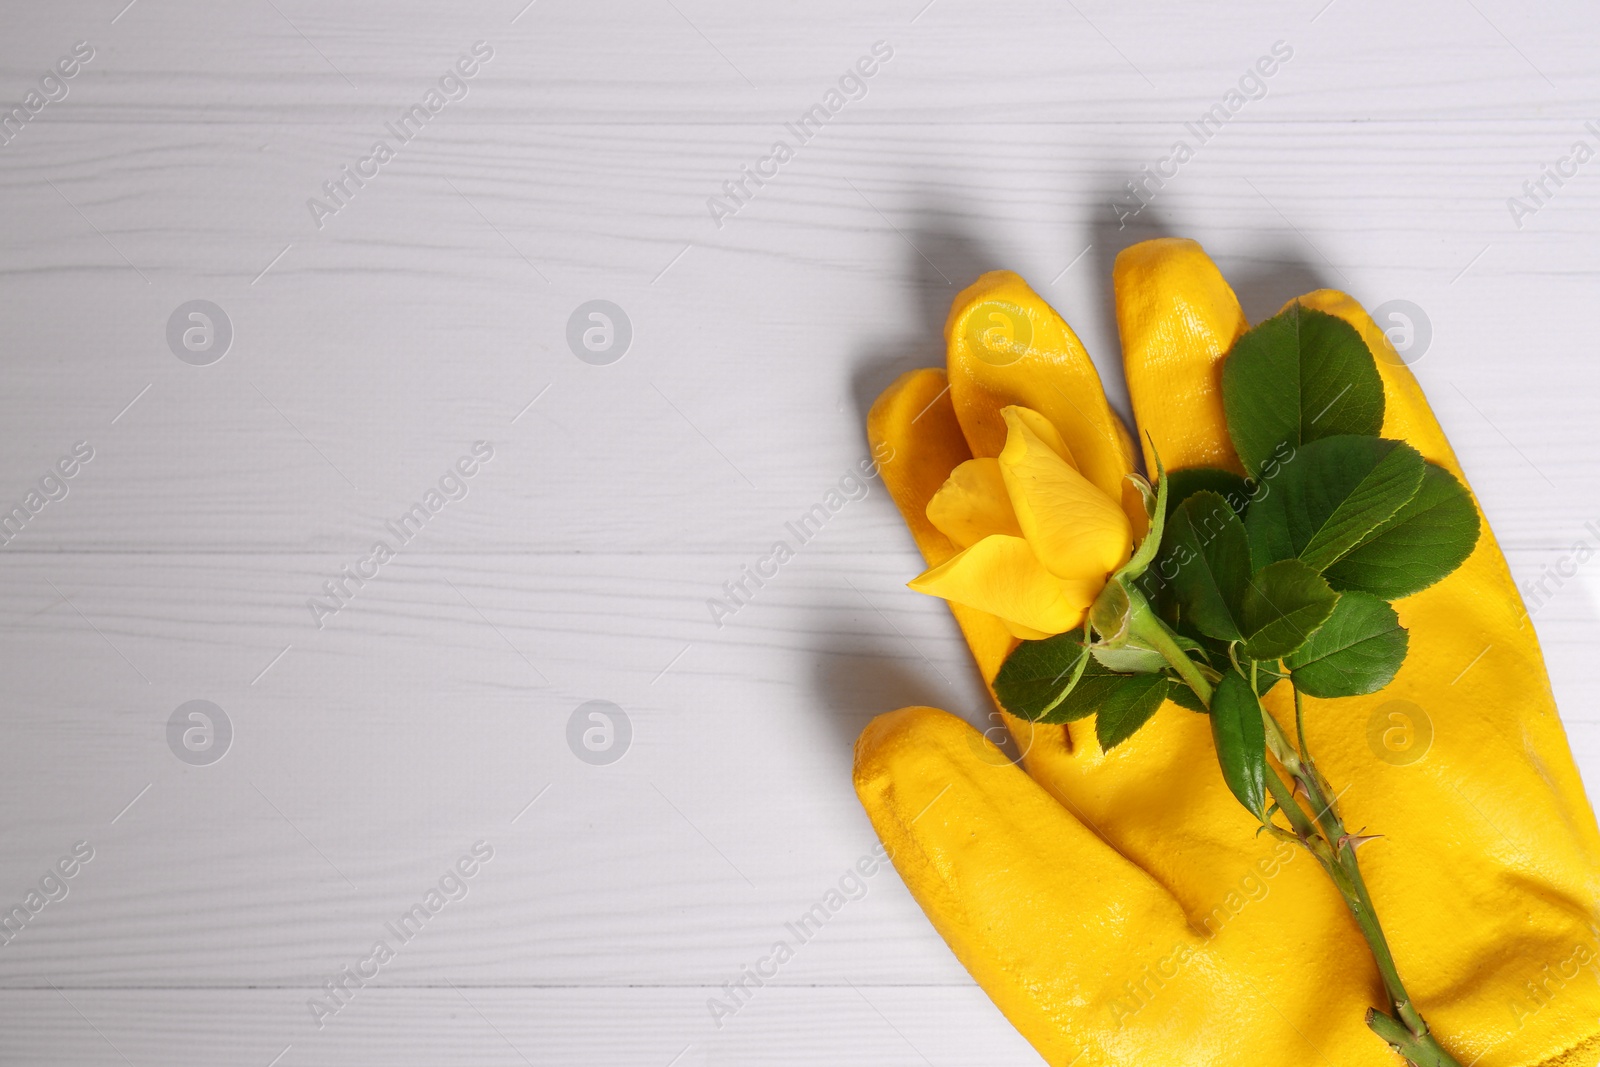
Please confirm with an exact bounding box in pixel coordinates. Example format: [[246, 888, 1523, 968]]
[[1, 113, 1597, 552], [0, 550, 1592, 984], [0, 986, 1041, 1066]]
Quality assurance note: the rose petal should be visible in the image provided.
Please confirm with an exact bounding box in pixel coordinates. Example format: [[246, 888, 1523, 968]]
[[944, 271, 1135, 513], [909, 534, 1101, 638], [1005, 405, 1076, 467], [999, 408, 1132, 582], [926, 458, 1023, 549]]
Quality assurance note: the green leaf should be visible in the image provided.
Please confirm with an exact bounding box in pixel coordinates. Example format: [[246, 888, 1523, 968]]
[[1239, 559, 1340, 660], [1210, 670, 1268, 819], [1089, 577, 1133, 646], [1222, 303, 1386, 478], [1248, 659, 1286, 700], [1020, 655, 1179, 728], [1118, 448, 1168, 585], [1095, 674, 1170, 750], [1323, 462, 1481, 600], [1044, 657, 1142, 721], [1167, 630, 1207, 656], [1167, 680, 1207, 712], [1245, 436, 1426, 573], [993, 633, 1091, 721], [1162, 491, 1251, 642], [1285, 592, 1409, 698], [1091, 642, 1167, 674], [1128, 472, 1159, 525], [1165, 467, 1250, 521]]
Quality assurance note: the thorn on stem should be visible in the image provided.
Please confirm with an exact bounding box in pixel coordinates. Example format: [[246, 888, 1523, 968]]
[[1339, 830, 1383, 851]]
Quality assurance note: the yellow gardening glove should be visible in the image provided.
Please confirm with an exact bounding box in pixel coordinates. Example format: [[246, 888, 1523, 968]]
[[855, 238, 1600, 1066]]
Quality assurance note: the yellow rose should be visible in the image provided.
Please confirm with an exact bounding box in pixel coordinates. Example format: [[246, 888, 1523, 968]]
[[910, 405, 1132, 639]]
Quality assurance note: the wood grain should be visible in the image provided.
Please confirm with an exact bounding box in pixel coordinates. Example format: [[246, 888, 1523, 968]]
[[2, 0, 1599, 1062]]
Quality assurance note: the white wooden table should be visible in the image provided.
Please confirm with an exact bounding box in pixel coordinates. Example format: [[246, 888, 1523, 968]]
[[1, 1, 1597, 1063]]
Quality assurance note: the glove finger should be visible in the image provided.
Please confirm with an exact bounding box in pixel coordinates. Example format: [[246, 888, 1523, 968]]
[[867, 368, 1015, 685], [1284, 290, 1457, 469], [867, 367, 1110, 761], [867, 368, 971, 565], [854, 706, 1196, 1066], [1113, 238, 1249, 475], [854, 705, 1400, 1066], [939, 271, 1143, 755], [945, 271, 1141, 526]]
